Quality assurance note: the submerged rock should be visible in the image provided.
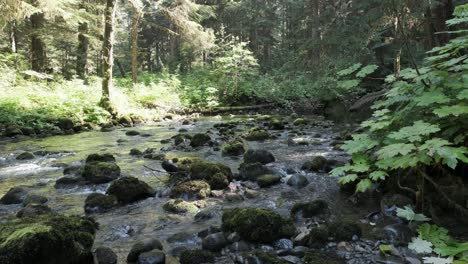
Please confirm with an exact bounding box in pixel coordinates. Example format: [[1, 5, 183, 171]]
[[179, 249, 214, 264], [0, 215, 97, 264], [287, 174, 309, 188], [222, 208, 295, 243], [106, 177, 155, 204], [84, 193, 118, 214], [290, 200, 328, 218], [170, 180, 211, 200], [16, 152, 35, 160], [137, 249, 165, 264], [301, 156, 328, 172], [257, 174, 282, 188], [243, 149, 275, 165], [127, 238, 163, 263], [94, 246, 118, 264], [202, 232, 229, 251], [0, 186, 29, 204], [16, 204, 53, 218]]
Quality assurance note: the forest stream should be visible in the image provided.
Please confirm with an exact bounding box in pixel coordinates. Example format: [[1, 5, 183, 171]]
[[0, 115, 427, 264]]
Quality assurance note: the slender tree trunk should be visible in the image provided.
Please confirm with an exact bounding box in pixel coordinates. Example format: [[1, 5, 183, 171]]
[[9, 20, 17, 53], [30, 2, 47, 72], [77, 22, 89, 79], [115, 58, 126, 77], [131, 4, 143, 84], [100, 0, 117, 112], [309, 0, 320, 68]]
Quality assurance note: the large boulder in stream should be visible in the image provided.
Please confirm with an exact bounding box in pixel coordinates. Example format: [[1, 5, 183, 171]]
[[127, 238, 163, 263], [163, 199, 198, 215], [0, 215, 97, 264], [82, 153, 121, 184], [190, 133, 211, 148], [0, 186, 29, 204], [238, 162, 271, 181], [106, 177, 155, 204], [170, 180, 211, 200], [221, 139, 245, 156], [244, 127, 270, 141], [179, 158, 232, 190], [222, 208, 295, 243], [16, 152, 35, 160], [301, 156, 328, 172], [84, 193, 118, 214], [244, 149, 275, 165]]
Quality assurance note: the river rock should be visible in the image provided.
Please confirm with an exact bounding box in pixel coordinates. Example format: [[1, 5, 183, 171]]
[[244, 127, 270, 141], [16, 152, 35, 160], [222, 207, 295, 243], [94, 246, 118, 264], [290, 200, 328, 218], [170, 180, 211, 200], [0, 186, 29, 204], [202, 232, 229, 251], [127, 238, 163, 263], [257, 174, 282, 187], [274, 239, 294, 250], [163, 199, 198, 214], [239, 162, 271, 181], [16, 204, 53, 218], [106, 177, 155, 204], [137, 249, 165, 264], [195, 209, 217, 221], [126, 130, 140, 136], [383, 224, 414, 246], [84, 193, 118, 213], [22, 194, 48, 205], [301, 156, 328, 172], [328, 221, 362, 241], [222, 140, 245, 156], [161, 160, 178, 172], [243, 149, 275, 165], [190, 133, 211, 147], [179, 249, 215, 264], [82, 157, 121, 184], [130, 148, 143, 156], [287, 174, 309, 188], [0, 215, 97, 264]]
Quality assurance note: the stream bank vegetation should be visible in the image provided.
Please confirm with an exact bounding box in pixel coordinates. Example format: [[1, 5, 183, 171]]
[[0, 0, 467, 263]]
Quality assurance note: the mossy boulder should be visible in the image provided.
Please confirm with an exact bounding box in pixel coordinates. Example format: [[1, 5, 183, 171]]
[[106, 177, 155, 204], [307, 226, 330, 248], [129, 148, 143, 156], [170, 180, 211, 200], [86, 153, 116, 163], [179, 249, 214, 264], [181, 158, 232, 189], [16, 152, 35, 160], [244, 149, 275, 165], [328, 221, 362, 241], [118, 116, 133, 127], [301, 156, 328, 172], [287, 174, 309, 188], [82, 161, 121, 184], [269, 119, 285, 130], [221, 141, 245, 156], [0, 215, 97, 264], [127, 238, 163, 263], [290, 200, 328, 218], [257, 174, 282, 188], [16, 204, 53, 218], [22, 194, 48, 206], [125, 130, 140, 136], [303, 249, 343, 264], [293, 118, 307, 126], [222, 208, 295, 243], [84, 193, 117, 214], [244, 128, 270, 141], [0, 186, 29, 204], [163, 199, 198, 215], [190, 133, 211, 147], [238, 162, 271, 181]]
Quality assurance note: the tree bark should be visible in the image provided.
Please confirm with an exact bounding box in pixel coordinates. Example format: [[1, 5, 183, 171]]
[[30, 2, 47, 72], [101, 0, 117, 111], [9, 20, 17, 53], [130, 3, 143, 84], [77, 22, 89, 79]]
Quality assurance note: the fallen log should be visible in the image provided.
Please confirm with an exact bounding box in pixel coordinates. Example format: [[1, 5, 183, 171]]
[[198, 103, 277, 114]]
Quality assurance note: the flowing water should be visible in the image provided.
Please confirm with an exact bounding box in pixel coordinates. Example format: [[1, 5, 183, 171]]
[[0, 115, 377, 262]]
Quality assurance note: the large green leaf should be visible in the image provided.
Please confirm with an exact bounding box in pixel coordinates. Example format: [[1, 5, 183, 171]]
[[414, 90, 451, 106], [376, 143, 416, 159], [337, 63, 362, 77], [433, 105, 468, 117], [356, 64, 378, 78], [355, 179, 372, 193], [388, 121, 440, 142], [341, 134, 378, 154]]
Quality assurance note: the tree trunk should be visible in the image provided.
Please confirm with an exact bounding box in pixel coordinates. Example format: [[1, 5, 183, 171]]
[[9, 20, 17, 53], [309, 0, 320, 68], [77, 22, 89, 79], [30, 3, 47, 72], [131, 4, 142, 84], [115, 58, 126, 77], [100, 0, 117, 112]]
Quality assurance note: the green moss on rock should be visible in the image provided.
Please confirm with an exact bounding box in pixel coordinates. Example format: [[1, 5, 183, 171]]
[[244, 128, 270, 141], [180, 158, 232, 189], [221, 140, 245, 156], [84, 193, 117, 213], [163, 199, 198, 215], [222, 208, 295, 243], [179, 249, 215, 264], [328, 221, 362, 241], [290, 200, 328, 218], [0, 215, 97, 264], [293, 118, 307, 126], [257, 174, 281, 188], [301, 156, 328, 172], [82, 161, 121, 184], [106, 177, 155, 204], [190, 133, 211, 147], [238, 162, 271, 181], [170, 180, 211, 200]]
